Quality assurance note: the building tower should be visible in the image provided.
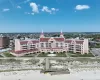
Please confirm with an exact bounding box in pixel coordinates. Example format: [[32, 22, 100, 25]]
[[60, 30, 64, 38], [0, 35, 10, 49], [40, 30, 45, 38]]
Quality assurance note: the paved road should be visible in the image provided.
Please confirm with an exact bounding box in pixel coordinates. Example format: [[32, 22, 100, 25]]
[[91, 48, 100, 57]]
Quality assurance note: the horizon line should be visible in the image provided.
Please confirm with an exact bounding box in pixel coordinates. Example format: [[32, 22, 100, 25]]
[[0, 32, 100, 33]]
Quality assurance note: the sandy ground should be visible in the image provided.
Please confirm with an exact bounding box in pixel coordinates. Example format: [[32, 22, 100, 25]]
[[0, 70, 100, 80]]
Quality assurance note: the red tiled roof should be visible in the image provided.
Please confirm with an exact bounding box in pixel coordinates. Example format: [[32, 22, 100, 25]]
[[40, 37, 64, 42], [32, 40, 39, 44], [40, 38, 50, 42], [65, 40, 72, 43], [65, 40, 84, 44], [54, 38, 64, 41], [11, 49, 38, 54], [20, 41, 28, 45], [75, 40, 84, 44]]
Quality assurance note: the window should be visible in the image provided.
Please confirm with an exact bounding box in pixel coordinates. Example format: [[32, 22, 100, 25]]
[[22, 47, 27, 49], [49, 43, 51, 47], [22, 46, 27, 50], [41, 43, 44, 47], [65, 44, 68, 47], [46, 43, 48, 47], [60, 43, 63, 47], [56, 43, 58, 47], [22, 44, 27, 47]]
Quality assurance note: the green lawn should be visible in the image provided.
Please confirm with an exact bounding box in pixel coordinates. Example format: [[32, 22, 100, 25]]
[[38, 52, 67, 57], [22, 53, 36, 57], [0, 55, 3, 57], [56, 52, 67, 57], [38, 53, 48, 57], [68, 52, 94, 57], [3, 52, 15, 57]]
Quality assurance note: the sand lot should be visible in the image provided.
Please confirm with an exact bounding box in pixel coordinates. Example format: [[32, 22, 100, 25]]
[[0, 70, 100, 80]]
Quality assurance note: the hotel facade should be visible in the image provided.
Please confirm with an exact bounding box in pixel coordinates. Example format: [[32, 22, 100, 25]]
[[14, 31, 89, 55]]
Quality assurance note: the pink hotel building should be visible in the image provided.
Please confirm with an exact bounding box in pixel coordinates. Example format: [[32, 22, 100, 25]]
[[14, 31, 89, 55]]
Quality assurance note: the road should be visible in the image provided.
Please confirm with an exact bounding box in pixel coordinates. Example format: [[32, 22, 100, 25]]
[[90, 48, 100, 57]]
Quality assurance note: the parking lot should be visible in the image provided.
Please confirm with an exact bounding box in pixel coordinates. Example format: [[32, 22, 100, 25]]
[[91, 48, 100, 57]]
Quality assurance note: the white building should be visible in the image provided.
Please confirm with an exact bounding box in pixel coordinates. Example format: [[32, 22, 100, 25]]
[[13, 31, 89, 54]]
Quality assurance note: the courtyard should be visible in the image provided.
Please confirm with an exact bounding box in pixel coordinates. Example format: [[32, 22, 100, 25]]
[[37, 52, 67, 57]]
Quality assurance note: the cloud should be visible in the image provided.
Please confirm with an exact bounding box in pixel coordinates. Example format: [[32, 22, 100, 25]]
[[75, 5, 90, 10], [3, 9, 10, 12], [24, 0, 30, 3], [17, 6, 21, 9], [25, 12, 34, 15], [42, 6, 59, 14], [51, 8, 56, 11], [25, 12, 30, 14], [31, 13, 34, 15], [42, 6, 51, 13], [18, 0, 31, 5], [51, 8, 59, 11], [30, 2, 39, 13], [28, 2, 59, 15]]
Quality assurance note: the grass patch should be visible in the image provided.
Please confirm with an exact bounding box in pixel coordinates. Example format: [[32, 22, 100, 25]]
[[56, 52, 67, 57], [38, 52, 67, 57], [69, 53, 94, 57], [0, 55, 3, 57], [3, 52, 15, 57], [38, 52, 48, 57], [22, 53, 36, 57]]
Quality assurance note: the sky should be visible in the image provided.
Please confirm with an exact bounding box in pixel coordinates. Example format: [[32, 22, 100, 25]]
[[0, 0, 99, 32]]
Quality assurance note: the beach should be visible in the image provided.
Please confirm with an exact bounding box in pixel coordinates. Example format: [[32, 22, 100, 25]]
[[0, 69, 100, 80]]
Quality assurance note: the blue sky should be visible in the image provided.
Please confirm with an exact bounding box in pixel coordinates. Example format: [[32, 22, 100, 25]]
[[0, 0, 99, 32]]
